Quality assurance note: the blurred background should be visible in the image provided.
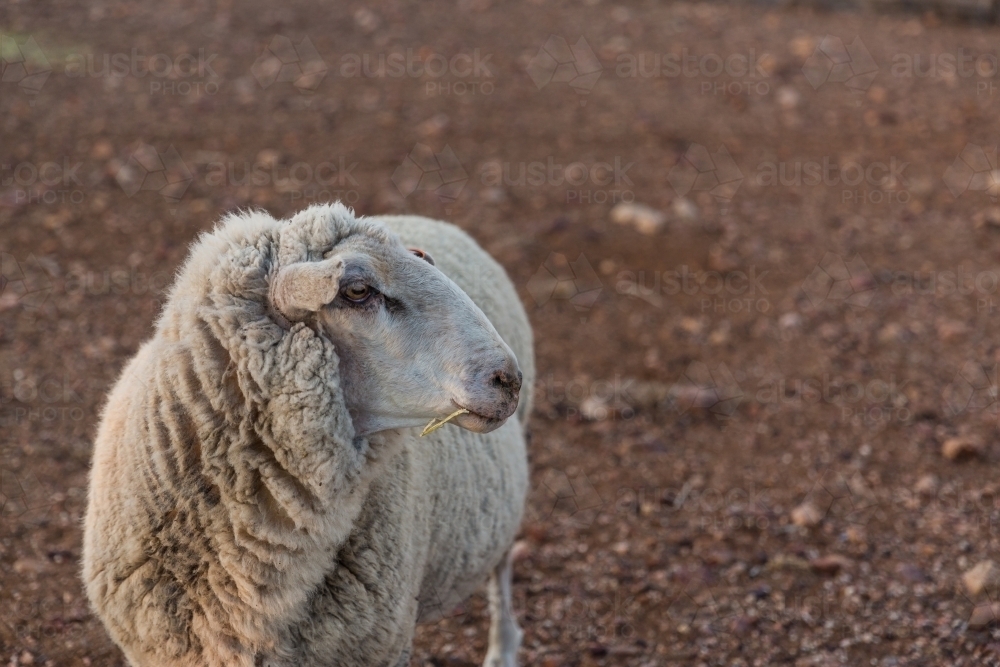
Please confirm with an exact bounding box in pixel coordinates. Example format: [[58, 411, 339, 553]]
[[3, 0, 1000, 665]]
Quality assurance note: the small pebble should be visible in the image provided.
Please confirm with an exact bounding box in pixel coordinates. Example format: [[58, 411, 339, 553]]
[[610, 202, 666, 235], [942, 437, 982, 461], [963, 560, 1000, 596], [791, 502, 822, 528], [671, 197, 698, 221]]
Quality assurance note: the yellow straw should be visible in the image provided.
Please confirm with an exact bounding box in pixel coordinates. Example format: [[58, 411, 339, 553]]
[[420, 408, 470, 437]]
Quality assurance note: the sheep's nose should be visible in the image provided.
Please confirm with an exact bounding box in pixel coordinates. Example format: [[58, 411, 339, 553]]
[[491, 367, 522, 395]]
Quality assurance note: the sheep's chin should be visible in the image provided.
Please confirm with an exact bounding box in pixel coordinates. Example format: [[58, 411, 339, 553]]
[[452, 410, 506, 434]]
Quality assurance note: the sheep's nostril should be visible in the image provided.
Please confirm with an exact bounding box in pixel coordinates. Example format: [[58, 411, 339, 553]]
[[491, 368, 522, 394]]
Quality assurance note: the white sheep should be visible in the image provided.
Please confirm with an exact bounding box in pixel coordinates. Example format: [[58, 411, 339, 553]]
[[82, 203, 534, 667]]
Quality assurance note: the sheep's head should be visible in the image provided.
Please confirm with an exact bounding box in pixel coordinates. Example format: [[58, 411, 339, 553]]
[[270, 227, 522, 437]]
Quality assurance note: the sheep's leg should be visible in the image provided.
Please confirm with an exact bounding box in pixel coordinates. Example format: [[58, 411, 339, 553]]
[[482, 552, 522, 667]]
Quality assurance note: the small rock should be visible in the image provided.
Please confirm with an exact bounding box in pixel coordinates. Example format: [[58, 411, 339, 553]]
[[791, 502, 822, 527], [964, 560, 1000, 596], [588, 643, 609, 657], [352, 7, 381, 33], [779, 312, 802, 330], [867, 85, 887, 104], [776, 86, 801, 110], [936, 320, 969, 342], [970, 602, 1000, 628], [19, 651, 34, 665], [810, 554, 851, 575], [255, 149, 281, 168], [627, 380, 671, 411], [579, 395, 609, 420], [671, 197, 698, 221], [915, 474, 938, 495], [90, 139, 114, 160], [766, 553, 811, 571], [510, 540, 531, 563], [708, 325, 730, 346], [878, 322, 903, 343], [610, 202, 666, 235], [942, 437, 983, 461], [896, 563, 928, 583], [12, 558, 49, 574], [973, 207, 1000, 229]]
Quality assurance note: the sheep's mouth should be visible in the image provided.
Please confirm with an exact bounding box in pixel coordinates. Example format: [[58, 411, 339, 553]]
[[451, 404, 509, 434]]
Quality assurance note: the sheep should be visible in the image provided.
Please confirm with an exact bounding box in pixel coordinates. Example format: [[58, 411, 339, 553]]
[[82, 202, 534, 667]]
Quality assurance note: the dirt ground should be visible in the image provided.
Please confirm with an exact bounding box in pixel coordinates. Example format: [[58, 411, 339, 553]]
[[5, 0, 1000, 665]]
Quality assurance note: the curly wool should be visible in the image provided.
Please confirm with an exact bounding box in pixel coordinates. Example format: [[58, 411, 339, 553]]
[[83, 204, 531, 667]]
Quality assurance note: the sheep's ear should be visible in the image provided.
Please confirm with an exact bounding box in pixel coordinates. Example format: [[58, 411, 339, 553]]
[[408, 247, 435, 266], [271, 257, 344, 319]]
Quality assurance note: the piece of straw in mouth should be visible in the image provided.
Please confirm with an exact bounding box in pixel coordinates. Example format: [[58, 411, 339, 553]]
[[420, 408, 469, 437]]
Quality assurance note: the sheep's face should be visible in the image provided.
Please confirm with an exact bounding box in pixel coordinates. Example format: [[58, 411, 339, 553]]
[[270, 230, 522, 437]]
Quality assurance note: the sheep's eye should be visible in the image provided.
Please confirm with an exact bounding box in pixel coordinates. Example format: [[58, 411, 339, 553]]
[[342, 282, 373, 304]]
